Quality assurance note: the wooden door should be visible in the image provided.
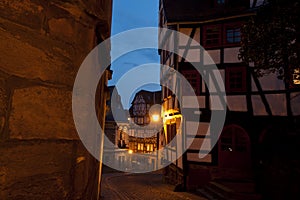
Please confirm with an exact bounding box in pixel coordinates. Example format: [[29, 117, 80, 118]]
[[218, 124, 251, 169]]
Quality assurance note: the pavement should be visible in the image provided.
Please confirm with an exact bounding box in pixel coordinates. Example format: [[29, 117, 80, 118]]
[[100, 172, 207, 200]]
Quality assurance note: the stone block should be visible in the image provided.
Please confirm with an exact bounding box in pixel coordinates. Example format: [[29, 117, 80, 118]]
[[0, 28, 77, 85], [48, 18, 74, 39], [0, 140, 99, 200], [48, 17, 95, 52], [0, 0, 44, 30], [0, 79, 8, 116], [9, 86, 78, 139], [0, 141, 74, 199], [0, 79, 9, 136]]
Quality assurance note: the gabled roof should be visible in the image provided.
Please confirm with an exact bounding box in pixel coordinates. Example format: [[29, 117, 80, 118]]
[[129, 90, 162, 117], [131, 90, 162, 105]]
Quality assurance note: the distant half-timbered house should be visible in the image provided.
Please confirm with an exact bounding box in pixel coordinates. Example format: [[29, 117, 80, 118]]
[[128, 90, 162, 153]]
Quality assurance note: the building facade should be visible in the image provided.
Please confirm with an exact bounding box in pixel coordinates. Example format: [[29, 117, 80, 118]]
[[104, 89, 162, 171], [104, 86, 129, 169], [159, 0, 300, 198], [0, 0, 112, 199], [128, 90, 162, 154]]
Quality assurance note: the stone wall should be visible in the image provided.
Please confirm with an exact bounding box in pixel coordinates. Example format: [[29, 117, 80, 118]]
[[0, 0, 112, 199]]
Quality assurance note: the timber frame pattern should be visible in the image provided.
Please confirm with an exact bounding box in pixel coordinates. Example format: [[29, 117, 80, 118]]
[[158, 0, 300, 191]]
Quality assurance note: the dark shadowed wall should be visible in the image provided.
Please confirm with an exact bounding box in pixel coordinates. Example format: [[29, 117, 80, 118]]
[[0, 0, 112, 199]]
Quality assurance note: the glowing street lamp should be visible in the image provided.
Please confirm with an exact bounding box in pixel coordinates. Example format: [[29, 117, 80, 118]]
[[152, 114, 160, 122]]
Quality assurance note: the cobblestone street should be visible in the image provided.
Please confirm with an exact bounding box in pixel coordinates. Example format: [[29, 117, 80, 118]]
[[101, 172, 207, 200]]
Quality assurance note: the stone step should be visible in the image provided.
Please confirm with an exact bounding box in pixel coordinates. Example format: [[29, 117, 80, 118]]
[[196, 182, 229, 200], [196, 188, 226, 200], [196, 180, 262, 200]]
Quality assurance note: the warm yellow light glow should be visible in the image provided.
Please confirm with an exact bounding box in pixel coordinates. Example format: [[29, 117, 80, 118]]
[[152, 114, 160, 122], [128, 149, 133, 154], [163, 110, 182, 120], [293, 68, 300, 85]]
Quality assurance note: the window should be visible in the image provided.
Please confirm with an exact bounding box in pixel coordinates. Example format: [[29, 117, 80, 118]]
[[137, 117, 144, 125], [203, 23, 243, 48], [226, 27, 241, 43], [203, 25, 222, 48], [133, 95, 146, 116], [146, 144, 154, 152], [226, 67, 246, 92], [137, 143, 144, 151], [292, 68, 300, 85], [224, 23, 242, 45], [181, 70, 201, 95]]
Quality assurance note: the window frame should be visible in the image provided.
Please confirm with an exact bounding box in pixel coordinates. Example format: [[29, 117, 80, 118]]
[[203, 24, 222, 48], [223, 22, 242, 46], [203, 22, 243, 48], [225, 66, 247, 93], [181, 70, 202, 95]]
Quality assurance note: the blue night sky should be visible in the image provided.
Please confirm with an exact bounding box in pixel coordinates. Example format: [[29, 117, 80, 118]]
[[109, 0, 161, 108]]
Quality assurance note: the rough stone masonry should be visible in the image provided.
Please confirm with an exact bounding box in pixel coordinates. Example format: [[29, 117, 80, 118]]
[[0, 0, 112, 199]]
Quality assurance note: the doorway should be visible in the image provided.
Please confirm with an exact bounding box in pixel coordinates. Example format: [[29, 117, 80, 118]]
[[218, 124, 251, 169]]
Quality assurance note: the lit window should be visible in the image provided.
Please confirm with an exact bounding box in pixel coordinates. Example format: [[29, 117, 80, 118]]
[[145, 116, 150, 124], [137, 117, 144, 125], [293, 68, 300, 85], [226, 67, 246, 92]]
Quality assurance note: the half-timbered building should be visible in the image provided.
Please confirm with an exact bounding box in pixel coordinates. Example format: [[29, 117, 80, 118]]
[[159, 0, 300, 198], [128, 90, 162, 154]]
